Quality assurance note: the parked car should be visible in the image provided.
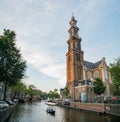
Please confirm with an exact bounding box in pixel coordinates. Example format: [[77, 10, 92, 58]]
[[6, 100, 14, 105], [0, 101, 9, 109], [64, 99, 70, 105], [64, 101, 70, 105], [13, 99, 18, 103]]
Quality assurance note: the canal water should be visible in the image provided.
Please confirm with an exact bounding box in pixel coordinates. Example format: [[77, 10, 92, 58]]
[[7, 101, 120, 122]]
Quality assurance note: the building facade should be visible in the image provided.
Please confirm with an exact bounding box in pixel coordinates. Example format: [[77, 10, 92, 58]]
[[66, 16, 111, 100]]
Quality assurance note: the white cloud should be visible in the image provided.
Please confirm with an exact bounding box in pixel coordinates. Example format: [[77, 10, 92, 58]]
[[17, 34, 66, 86], [0, 0, 120, 91], [25, 50, 66, 85]]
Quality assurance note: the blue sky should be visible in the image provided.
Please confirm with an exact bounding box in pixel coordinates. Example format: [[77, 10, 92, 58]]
[[0, 0, 120, 92]]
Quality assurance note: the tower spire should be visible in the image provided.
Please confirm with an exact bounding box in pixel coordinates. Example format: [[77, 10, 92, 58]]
[[68, 15, 79, 38]]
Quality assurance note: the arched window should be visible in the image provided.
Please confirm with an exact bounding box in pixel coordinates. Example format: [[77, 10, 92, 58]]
[[75, 42, 78, 49], [76, 53, 80, 61], [94, 71, 99, 78], [87, 71, 92, 79]]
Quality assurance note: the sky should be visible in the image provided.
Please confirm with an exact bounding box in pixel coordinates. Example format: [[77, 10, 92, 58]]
[[0, 0, 120, 92]]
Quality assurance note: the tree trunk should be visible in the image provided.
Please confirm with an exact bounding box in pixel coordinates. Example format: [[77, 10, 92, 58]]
[[3, 81, 7, 101]]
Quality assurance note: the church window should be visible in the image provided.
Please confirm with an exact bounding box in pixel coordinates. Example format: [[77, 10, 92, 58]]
[[94, 71, 99, 78], [104, 66, 108, 80], [76, 53, 80, 61], [72, 28, 74, 36], [75, 42, 78, 49], [78, 68, 81, 80], [87, 71, 92, 79], [74, 29, 77, 35]]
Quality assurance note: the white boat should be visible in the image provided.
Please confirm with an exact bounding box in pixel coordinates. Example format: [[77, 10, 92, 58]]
[[45, 102, 57, 106]]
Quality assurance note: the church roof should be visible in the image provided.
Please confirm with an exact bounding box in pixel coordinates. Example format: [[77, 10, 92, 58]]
[[84, 60, 102, 69]]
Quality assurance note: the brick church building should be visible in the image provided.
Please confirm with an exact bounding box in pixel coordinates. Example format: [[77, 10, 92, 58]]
[[66, 16, 111, 101]]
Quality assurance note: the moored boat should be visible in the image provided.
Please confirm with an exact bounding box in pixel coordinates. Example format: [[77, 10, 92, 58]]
[[45, 102, 57, 106]]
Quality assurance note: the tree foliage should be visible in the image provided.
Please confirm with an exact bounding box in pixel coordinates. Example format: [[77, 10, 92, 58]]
[[0, 29, 27, 100], [62, 86, 69, 98], [10, 81, 27, 99], [109, 57, 120, 96], [48, 89, 60, 99], [109, 57, 120, 81], [0, 29, 26, 85], [26, 85, 36, 97], [12, 81, 26, 94], [93, 78, 106, 96], [11, 83, 43, 100], [110, 82, 120, 96]]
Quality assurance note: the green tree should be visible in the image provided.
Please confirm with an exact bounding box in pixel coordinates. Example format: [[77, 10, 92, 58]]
[[62, 86, 69, 98], [35, 89, 42, 99], [109, 57, 120, 96], [53, 89, 60, 98], [11, 81, 27, 99], [93, 78, 106, 96], [48, 89, 59, 99], [110, 82, 120, 96], [26, 85, 36, 100], [0, 29, 26, 100]]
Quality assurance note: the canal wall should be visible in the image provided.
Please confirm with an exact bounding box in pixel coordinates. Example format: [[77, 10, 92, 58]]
[[58, 101, 120, 116], [58, 101, 104, 113], [71, 102, 104, 113], [104, 104, 120, 117], [0, 105, 16, 122]]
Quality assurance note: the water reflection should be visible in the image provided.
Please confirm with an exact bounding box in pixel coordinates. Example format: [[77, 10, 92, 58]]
[[7, 101, 120, 122]]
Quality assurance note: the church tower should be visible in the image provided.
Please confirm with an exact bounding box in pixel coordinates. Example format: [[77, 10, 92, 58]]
[[66, 16, 84, 99]]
